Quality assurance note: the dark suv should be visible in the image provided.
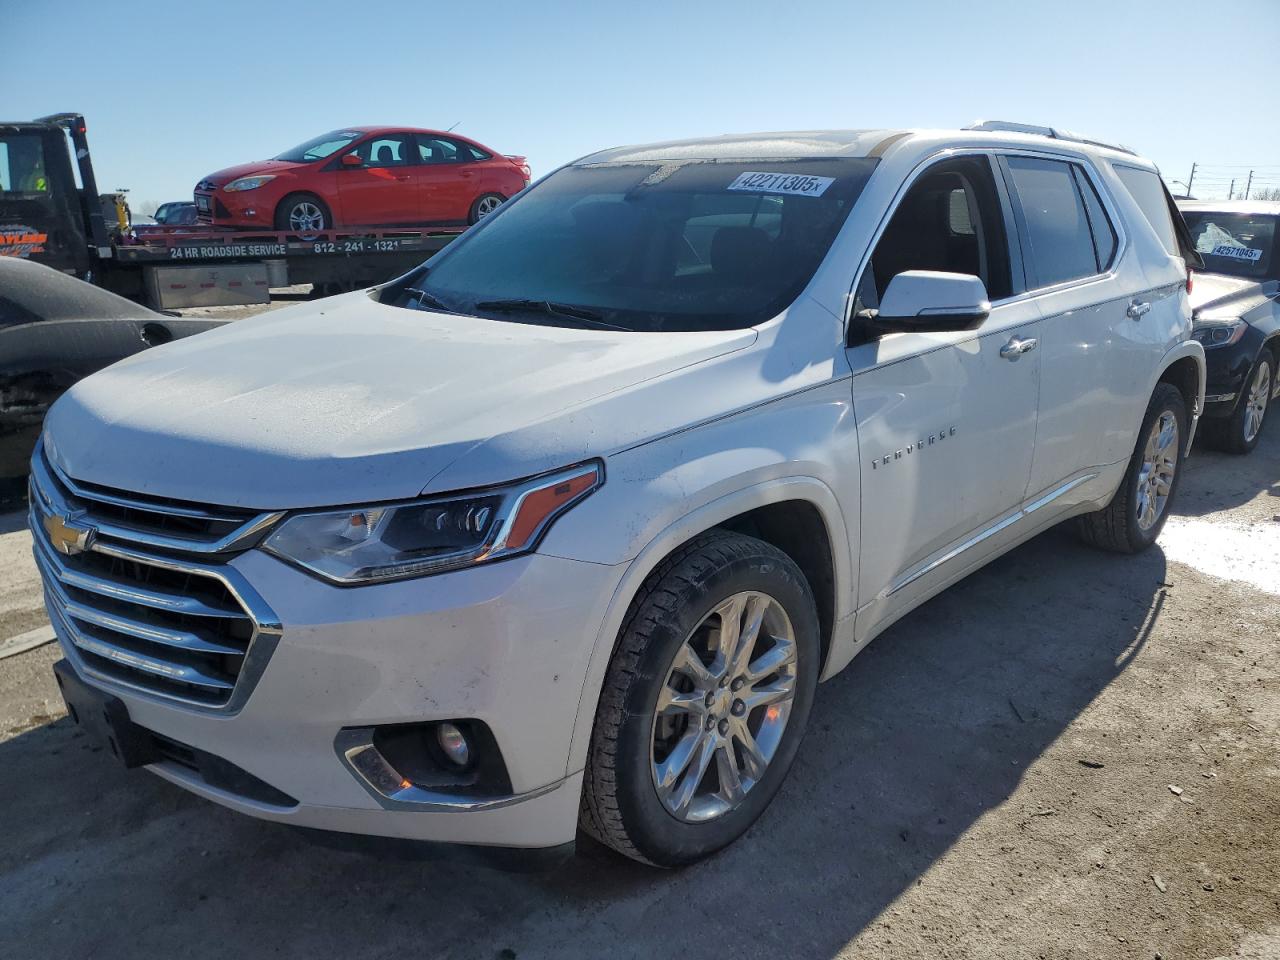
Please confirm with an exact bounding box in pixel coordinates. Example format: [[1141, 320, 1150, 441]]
[[1178, 200, 1280, 453]]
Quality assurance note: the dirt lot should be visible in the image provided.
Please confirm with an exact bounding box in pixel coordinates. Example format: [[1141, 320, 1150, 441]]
[[1, 413, 1277, 959]]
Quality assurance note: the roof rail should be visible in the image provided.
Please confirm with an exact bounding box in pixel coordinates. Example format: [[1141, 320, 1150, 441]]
[[964, 120, 1136, 156]]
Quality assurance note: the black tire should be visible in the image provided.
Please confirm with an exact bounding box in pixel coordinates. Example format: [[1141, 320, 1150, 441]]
[[274, 193, 330, 235], [1077, 382, 1188, 554], [468, 193, 505, 225], [580, 531, 820, 867], [1202, 351, 1273, 455]]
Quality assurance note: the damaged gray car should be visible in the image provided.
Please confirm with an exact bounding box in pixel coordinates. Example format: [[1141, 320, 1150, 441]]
[[1, 257, 222, 484]]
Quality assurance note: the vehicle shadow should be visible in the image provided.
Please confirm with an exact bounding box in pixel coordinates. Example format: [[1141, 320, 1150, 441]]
[[1177, 422, 1280, 518], [0, 523, 1169, 960]]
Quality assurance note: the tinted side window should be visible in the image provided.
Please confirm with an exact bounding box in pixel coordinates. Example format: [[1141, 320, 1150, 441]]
[[418, 136, 465, 164], [1114, 165, 1179, 257], [1005, 157, 1098, 288], [1073, 168, 1117, 270], [0, 134, 49, 193], [355, 135, 413, 167]]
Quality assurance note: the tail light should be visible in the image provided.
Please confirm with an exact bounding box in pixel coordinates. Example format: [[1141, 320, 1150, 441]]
[[1186, 269, 1194, 295]]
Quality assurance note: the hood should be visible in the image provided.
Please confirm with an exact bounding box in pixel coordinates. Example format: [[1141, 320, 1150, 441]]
[[1190, 272, 1277, 319], [44, 293, 756, 508], [198, 159, 302, 188]]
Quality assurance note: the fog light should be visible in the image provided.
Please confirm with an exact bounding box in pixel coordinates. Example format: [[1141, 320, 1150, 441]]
[[436, 723, 471, 767]]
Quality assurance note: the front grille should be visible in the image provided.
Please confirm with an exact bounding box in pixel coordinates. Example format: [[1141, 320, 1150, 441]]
[[29, 448, 283, 710]]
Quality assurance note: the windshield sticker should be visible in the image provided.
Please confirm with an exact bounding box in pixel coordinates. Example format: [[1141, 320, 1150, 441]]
[[727, 172, 834, 197], [1209, 243, 1263, 263]]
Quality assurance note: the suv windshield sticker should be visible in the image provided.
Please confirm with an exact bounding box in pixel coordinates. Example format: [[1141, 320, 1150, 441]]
[[727, 172, 833, 197], [1209, 243, 1263, 263]]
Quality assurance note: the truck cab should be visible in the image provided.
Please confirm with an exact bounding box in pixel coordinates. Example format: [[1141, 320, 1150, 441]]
[[0, 114, 110, 279]]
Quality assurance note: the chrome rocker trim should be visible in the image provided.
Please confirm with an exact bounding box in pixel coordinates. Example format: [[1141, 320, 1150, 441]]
[[885, 473, 1098, 598]]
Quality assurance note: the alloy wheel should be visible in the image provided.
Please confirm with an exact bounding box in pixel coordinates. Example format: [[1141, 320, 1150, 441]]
[[476, 195, 502, 219], [1135, 410, 1179, 531], [649, 591, 798, 823], [1243, 360, 1271, 444], [288, 202, 326, 233]]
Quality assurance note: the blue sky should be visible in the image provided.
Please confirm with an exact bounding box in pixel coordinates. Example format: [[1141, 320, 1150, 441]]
[[7, 0, 1278, 205]]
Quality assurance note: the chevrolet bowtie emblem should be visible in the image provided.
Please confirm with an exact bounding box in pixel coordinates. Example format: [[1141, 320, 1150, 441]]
[[43, 512, 96, 556]]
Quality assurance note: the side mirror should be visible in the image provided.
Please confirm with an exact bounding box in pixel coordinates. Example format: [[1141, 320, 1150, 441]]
[[340, 153, 364, 168], [870, 270, 990, 334]]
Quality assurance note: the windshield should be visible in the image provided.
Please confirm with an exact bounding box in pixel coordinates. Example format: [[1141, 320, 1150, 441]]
[[1181, 211, 1277, 281], [392, 157, 879, 331], [274, 130, 362, 163]]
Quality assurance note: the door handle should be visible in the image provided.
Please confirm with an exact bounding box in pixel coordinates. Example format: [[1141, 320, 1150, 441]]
[[1126, 300, 1151, 319], [1000, 336, 1038, 361]]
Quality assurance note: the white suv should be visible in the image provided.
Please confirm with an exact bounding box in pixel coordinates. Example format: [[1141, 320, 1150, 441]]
[[32, 123, 1205, 868]]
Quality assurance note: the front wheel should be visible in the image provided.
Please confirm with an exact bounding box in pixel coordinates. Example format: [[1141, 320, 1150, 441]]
[[1204, 352, 1272, 455], [274, 193, 330, 237], [1077, 382, 1187, 553], [468, 193, 505, 224], [580, 531, 819, 867]]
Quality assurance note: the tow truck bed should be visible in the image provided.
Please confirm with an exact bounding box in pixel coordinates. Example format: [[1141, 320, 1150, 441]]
[[115, 225, 465, 308]]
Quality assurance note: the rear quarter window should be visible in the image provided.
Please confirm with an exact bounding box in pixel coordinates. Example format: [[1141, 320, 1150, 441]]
[[1114, 165, 1179, 258]]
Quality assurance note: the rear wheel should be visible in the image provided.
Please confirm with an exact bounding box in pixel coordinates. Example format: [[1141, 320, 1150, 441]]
[[468, 193, 505, 224], [580, 531, 819, 867], [274, 193, 330, 237], [1077, 382, 1187, 553], [1203, 353, 1272, 455]]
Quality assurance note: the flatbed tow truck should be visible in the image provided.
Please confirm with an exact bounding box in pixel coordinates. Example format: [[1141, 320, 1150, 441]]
[[1, 113, 464, 309]]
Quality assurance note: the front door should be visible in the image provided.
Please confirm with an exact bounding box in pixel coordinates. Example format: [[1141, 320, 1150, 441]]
[[336, 133, 421, 226], [844, 154, 1042, 635]]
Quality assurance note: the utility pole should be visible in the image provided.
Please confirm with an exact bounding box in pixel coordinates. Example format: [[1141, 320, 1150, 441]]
[[1229, 178, 1236, 200], [1244, 170, 1254, 200], [1186, 162, 1197, 196]]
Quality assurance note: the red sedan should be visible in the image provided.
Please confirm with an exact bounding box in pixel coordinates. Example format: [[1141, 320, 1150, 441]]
[[194, 127, 530, 232]]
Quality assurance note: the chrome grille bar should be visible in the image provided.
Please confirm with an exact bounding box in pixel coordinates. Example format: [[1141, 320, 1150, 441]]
[[47, 600, 235, 691], [42, 573, 245, 657], [33, 533, 242, 619], [31, 448, 284, 555]]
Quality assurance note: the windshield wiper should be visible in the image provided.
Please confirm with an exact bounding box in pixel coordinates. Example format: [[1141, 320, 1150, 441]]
[[404, 288, 461, 314], [473, 298, 628, 331]]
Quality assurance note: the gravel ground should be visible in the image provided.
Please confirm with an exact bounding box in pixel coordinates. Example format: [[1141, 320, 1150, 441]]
[[1, 417, 1277, 960]]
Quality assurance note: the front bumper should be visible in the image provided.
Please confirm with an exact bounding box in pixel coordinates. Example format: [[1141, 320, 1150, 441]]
[[194, 189, 274, 228], [1199, 326, 1272, 418], [49, 547, 625, 849]]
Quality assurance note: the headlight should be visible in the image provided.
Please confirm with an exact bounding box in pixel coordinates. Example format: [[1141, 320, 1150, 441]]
[[1191, 317, 1247, 349], [262, 462, 602, 584], [223, 175, 276, 192]]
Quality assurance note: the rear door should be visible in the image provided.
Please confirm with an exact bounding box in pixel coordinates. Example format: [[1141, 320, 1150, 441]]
[[335, 133, 421, 226], [414, 135, 478, 224], [1000, 154, 1155, 496], [847, 153, 1042, 632]]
